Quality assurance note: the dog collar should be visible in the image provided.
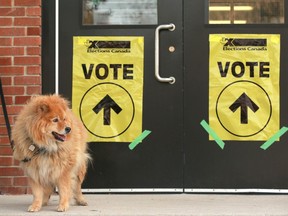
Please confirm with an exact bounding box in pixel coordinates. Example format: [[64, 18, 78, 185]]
[[21, 144, 47, 163]]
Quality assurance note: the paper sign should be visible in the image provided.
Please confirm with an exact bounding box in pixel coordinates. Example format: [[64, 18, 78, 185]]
[[209, 34, 280, 140], [72, 36, 144, 142]]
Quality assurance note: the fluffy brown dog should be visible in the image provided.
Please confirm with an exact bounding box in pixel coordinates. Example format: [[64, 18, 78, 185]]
[[11, 94, 90, 212]]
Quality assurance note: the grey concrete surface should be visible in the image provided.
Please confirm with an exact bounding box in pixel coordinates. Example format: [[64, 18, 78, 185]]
[[1, 194, 288, 216]]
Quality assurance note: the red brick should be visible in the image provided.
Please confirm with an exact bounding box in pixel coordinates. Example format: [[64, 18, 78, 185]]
[[15, 96, 31, 104], [14, 56, 41, 65], [13, 159, 20, 166], [0, 57, 11, 65], [0, 67, 24, 75], [0, 177, 13, 186], [0, 156, 13, 166], [0, 126, 10, 136], [0, 138, 11, 147], [9, 107, 23, 115], [2, 86, 25, 95], [15, 0, 41, 6], [0, 186, 28, 195], [0, 77, 12, 85], [0, 116, 13, 127], [0, 119, 13, 130], [0, 145, 13, 155], [14, 17, 41, 26], [0, 28, 25, 36], [0, 95, 13, 105], [0, 47, 24, 56], [14, 37, 41, 46], [0, 18, 12, 26], [26, 187, 33, 194], [0, 8, 25, 16], [0, 167, 23, 176], [0, 38, 12, 46], [27, 47, 40, 55], [0, 146, 13, 156], [27, 66, 41, 75], [27, 27, 41, 36], [14, 177, 28, 186], [0, 0, 12, 6], [27, 86, 41, 94], [15, 76, 41, 85], [3, 106, 23, 115], [0, 137, 10, 146], [26, 7, 41, 16]]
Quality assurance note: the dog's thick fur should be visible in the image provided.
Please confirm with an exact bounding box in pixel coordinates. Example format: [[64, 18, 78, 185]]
[[11, 95, 90, 212]]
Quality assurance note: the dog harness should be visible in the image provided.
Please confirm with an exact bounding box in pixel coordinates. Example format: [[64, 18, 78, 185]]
[[21, 144, 47, 163]]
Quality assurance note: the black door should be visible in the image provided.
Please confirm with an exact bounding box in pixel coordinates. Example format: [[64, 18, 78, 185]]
[[184, 0, 288, 191], [57, 0, 183, 191], [43, 0, 288, 192]]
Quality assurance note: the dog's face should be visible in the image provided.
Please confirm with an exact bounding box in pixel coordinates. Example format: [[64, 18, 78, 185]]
[[32, 96, 72, 143], [40, 104, 71, 142]]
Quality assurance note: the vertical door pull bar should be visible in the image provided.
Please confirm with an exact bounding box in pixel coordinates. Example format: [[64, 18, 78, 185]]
[[155, 24, 176, 84]]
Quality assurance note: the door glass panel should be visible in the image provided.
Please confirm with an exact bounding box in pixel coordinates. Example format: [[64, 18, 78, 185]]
[[83, 0, 158, 25], [208, 0, 284, 24]]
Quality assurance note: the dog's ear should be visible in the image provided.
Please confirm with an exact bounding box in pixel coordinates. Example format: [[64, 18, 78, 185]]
[[38, 103, 50, 113]]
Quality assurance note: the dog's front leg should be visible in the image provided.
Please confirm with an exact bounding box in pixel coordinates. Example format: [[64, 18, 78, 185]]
[[73, 163, 88, 206], [42, 185, 54, 206], [57, 173, 72, 212], [28, 178, 44, 212]]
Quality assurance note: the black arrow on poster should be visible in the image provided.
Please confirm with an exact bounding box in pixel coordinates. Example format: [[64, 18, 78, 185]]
[[93, 94, 122, 125], [229, 93, 259, 124]]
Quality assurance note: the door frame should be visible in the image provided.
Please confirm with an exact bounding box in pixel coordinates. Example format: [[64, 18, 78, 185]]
[[43, 0, 184, 193], [42, 0, 288, 193], [42, 0, 56, 94], [183, 0, 288, 193]]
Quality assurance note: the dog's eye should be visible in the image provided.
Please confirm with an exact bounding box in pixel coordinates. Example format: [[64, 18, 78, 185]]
[[52, 118, 59, 123]]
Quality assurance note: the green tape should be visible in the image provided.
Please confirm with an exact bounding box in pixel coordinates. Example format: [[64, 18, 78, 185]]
[[260, 127, 288, 150], [129, 130, 151, 150], [200, 120, 225, 150]]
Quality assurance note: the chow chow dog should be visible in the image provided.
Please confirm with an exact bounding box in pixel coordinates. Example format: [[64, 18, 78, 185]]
[[11, 94, 90, 212]]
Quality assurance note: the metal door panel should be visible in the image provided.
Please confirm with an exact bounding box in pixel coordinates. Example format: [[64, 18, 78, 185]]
[[57, 0, 184, 190], [183, 0, 288, 190], [42, 0, 288, 192]]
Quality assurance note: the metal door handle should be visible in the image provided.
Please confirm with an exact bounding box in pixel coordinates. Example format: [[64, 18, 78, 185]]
[[155, 24, 176, 84]]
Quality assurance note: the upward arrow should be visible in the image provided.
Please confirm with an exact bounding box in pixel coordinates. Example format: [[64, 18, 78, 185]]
[[93, 95, 122, 125], [229, 93, 259, 124]]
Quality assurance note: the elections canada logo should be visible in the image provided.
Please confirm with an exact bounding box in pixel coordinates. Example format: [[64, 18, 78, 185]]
[[220, 37, 267, 51], [84, 40, 131, 53]]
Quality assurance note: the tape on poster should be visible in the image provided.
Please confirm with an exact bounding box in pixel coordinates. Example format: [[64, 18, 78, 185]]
[[260, 127, 288, 150], [200, 120, 225, 150], [129, 130, 151, 150]]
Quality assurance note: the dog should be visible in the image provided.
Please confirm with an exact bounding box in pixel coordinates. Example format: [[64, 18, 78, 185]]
[[11, 94, 90, 212]]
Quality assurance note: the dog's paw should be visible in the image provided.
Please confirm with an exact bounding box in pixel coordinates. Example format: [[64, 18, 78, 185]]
[[28, 204, 41, 212], [57, 204, 69, 212], [76, 199, 88, 206], [42, 201, 48, 206]]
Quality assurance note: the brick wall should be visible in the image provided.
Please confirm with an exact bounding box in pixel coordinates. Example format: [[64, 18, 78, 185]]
[[0, 0, 42, 194]]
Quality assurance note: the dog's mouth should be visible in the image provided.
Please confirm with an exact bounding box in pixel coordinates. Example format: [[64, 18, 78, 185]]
[[52, 132, 66, 142]]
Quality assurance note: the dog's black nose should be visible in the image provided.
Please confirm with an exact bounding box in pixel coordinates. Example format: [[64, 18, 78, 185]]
[[65, 127, 71, 134]]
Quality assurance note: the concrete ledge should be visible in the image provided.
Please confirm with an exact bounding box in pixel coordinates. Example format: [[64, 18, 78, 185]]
[[1, 194, 288, 216]]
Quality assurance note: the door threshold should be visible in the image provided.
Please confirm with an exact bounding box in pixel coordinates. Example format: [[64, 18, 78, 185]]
[[185, 188, 288, 193], [82, 188, 183, 193], [82, 188, 288, 194]]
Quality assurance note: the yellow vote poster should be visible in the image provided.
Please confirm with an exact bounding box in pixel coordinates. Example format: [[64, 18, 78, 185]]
[[72, 36, 144, 142], [209, 34, 280, 140]]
